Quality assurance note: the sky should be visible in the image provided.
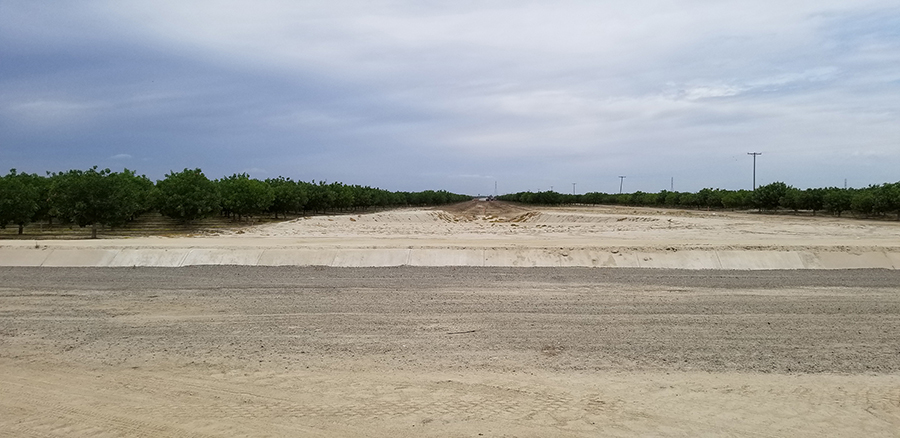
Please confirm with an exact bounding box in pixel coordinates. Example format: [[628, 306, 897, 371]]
[[1, 1, 899, 195]]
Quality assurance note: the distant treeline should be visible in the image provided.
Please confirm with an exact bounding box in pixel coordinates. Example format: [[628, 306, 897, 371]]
[[0, 167, 471, 238], [498, 181, 900, 219]]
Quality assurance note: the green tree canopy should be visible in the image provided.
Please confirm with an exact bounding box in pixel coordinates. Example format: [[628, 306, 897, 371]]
[[155, 168, 221, 223], [0, 169, 41, 234], [721, 190, 752, 210], [218, 173, 275, 220], [873, 183, 900, 219], [799, 188, 825, 215], [265, 177, 308, 218], [752, 182, 790, 211], [304, 181, 336, 213], [823, 188, 852, 217], [850, 189, 875, 217], [49, 167, 151, 238]]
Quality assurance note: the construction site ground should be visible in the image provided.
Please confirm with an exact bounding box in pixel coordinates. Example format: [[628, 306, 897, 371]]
[[2, 201, 899, 437]]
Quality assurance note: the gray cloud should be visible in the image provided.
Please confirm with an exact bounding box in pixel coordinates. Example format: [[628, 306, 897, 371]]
[[1, 1, 898, 194]]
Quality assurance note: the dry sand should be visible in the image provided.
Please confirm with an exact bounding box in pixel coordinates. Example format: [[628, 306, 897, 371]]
[[3, 201, 900, 268], [228, 201, 900, 249], [2, 202, 900, 437]]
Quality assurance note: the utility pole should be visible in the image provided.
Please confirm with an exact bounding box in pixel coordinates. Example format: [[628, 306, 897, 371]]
[[670, 177, 674, 192], [747, 152, 762, 190], [572, 183, 576, 195], [494, 181, 498, 197], [618, 176, 626, 194]]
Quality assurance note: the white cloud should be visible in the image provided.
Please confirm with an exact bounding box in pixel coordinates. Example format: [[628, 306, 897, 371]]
[[677, 85, 745, 100]]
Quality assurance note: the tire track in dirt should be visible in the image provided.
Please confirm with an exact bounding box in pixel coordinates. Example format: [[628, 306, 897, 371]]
[[0, 373, 211, 438], [436, 200, 537, 222], [5, 360, 900, 437], [0, 364, 611, 434], [109, 370, 607, 424]]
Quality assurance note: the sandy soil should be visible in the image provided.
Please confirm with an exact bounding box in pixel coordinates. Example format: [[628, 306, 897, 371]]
[[3, 201, 899, 253], [2, 203, 900, 436], [2, 267, 899, 437], [222, 200, 900, 250]]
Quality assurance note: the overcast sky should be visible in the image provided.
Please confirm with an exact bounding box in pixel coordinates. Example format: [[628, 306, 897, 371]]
[[2, 1, 898, 195]]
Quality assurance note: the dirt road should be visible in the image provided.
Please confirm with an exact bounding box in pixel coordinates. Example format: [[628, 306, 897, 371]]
[[438, 200, 536, 221], [2, 267, 899, 437]]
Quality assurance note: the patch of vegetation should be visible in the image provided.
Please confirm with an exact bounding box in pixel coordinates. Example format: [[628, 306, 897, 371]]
[[0, 167, 470, 239], [499, 182, 900, 220]]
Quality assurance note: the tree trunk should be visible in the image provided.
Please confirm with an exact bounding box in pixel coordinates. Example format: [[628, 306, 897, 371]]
[[18, 224, 23, 235], [91, 223, 98, 239]]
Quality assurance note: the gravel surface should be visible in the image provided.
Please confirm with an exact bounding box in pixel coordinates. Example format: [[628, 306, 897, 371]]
[[3, 266, 900, 437], [3, 266, 899, 375]]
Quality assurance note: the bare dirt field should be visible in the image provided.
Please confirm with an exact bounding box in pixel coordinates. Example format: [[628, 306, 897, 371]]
[[4, 201, 900, 269], [2, 267, 900, 437], [227, 200, 900, 249], [2, 202, 900, 437]]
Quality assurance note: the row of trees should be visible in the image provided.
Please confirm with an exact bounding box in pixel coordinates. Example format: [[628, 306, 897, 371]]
[[498, 181, 900, 219], [0, 167, 470, 238]]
